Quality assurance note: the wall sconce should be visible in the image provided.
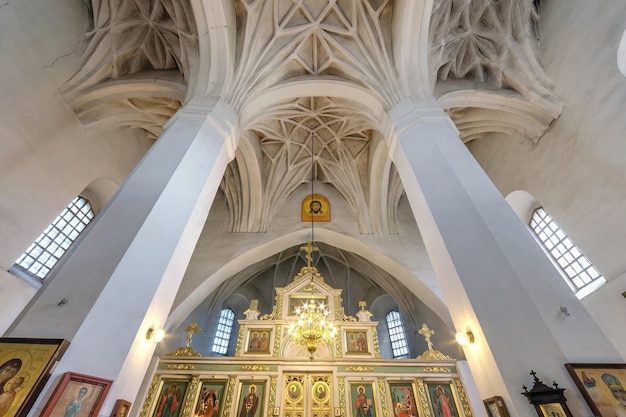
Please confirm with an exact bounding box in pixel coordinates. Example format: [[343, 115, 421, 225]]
[[455, 330, 474, 346], [146, 328, 165, 342]]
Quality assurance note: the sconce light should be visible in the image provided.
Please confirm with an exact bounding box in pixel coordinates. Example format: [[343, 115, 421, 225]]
[[146, 328, 165, 342], [455, 330, 474, 346]]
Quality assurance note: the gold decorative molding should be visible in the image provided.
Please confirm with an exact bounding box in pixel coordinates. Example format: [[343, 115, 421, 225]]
[[416, 350, 452, 360], [234, 326, 244, 356], [338, 378, 346, 417], [167, 364, 195, 370], [372, 329, 381, 358], [269, 376, 277, 416], [241, 365, 270, 371], [335, 333, 343, 359], [181, 376, 199, 417], [377, 378, 390, 417], [139, 375, 160, 417], [273, 325, 281, 358], [275, 291, 284, 320], [417, 380, 431, 417], [422, 367, 451, 373], [346, 366, 374, 372], [260, 306, 277, 321], [334, 295, 343, 320], [166, 347, 202, 357], [222, 377, 236, 417], [454, 378, 473, 417]]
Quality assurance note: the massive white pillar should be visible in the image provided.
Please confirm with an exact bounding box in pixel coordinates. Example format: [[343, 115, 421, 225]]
[[7, 96, 238, 415], [386, 98, 622, 416]]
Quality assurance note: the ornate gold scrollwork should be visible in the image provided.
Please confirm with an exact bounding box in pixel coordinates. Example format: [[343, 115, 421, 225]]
[[269, 376, 277, 417], [222, 378, 236, 417], [139, 375, 160, 417], [241, 365, 270, 371], [378, 378, 390, 417], [166, 364, 195, 370], [422, 367, 451, 373], [181, 377, 199, 417], [372, 331, 381, 358], [417, 380, 431, 417], [345, 366, 374, 372], [273, 325, 281, 358], [338, 378, 346, 417], [454, 378, 473, 417]]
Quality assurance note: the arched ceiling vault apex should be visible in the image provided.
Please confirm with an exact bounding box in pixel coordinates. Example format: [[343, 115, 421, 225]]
[[223, 0, 403, 111], [61, 0, 562, 146], [429, 0, 564, 143], [60, 0, 563, 232], [167, 228, 451, 334], [201, 242, 433, 338], [221, 95, 402, 235]]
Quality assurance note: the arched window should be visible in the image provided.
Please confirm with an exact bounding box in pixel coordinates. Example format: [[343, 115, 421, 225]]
[[212, 308, 236, 355], [386, 310, 409, 358], [12, 196, 95, 281], [530, 207, 606, 298]]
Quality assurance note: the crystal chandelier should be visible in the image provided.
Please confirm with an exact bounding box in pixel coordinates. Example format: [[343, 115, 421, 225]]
[[288, 292, 337, 360]]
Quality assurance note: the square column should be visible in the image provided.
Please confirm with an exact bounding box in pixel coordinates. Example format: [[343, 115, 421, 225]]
[[387, 98, 621, 416], [7, 96, 238, 413]]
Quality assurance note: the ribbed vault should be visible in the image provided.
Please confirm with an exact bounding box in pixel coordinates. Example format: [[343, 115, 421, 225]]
[[221, 96, 404, 234], [225, 0, 401, 110], [60, 0, 566, 308]]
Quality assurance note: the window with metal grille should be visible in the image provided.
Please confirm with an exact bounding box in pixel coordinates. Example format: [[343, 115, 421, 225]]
[[530, 207, 605, 298], [13, 196, 94, 280], [386, 310, 409, 358], [212, 308, 236, 355]]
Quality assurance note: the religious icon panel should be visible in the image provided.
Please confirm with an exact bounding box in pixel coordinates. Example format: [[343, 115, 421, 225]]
[[245, 329, 272, 354], [388, 382, 419, 417], [236, 380, 265, 417], [425, 382, 460, 417], [349, 382, 377, 417], [194, 380, 227, 417], [151, 379, 188, 417], [344, 330, 369, 354]]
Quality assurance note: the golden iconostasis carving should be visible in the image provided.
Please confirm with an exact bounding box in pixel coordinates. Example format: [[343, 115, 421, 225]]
[[141, 245, 473, 417], [140, 360, 473, 417]]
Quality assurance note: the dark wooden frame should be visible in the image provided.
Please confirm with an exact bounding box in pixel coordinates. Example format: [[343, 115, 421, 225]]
[[110, 400, 132, 417], [483, 396, 510, 417], [40, 372, 113, 417], [565, 362, 626, 417], [0, 337, 70, 417]]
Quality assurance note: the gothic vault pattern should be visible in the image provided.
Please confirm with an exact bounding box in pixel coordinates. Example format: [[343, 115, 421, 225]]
[[430, 0, 563, 142], [225, 0, 402, 110], [59, 0, 564, 231], [222, 96, 386, 233], [61, 0, 197, 137]]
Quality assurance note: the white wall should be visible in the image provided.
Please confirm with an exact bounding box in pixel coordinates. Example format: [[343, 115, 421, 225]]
[[468, 1, 626, 356], [0, 0, 153, 334]]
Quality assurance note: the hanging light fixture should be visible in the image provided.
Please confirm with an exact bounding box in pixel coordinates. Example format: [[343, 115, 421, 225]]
[[287, 133, 337, 360], [288, 291, 337, 360]]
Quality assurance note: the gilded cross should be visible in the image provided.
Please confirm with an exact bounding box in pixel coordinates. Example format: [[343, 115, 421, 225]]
[[300, 241, 319, 267], [418, 323, 435, 351], [184, 321, 201, 348]]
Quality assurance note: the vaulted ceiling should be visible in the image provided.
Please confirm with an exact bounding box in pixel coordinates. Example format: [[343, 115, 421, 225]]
[[64, 0, 561, 232]]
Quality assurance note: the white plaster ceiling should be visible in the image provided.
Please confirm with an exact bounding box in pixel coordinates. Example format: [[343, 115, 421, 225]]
[[62, 0, 561, 234], [62, 0, 563, 290]]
